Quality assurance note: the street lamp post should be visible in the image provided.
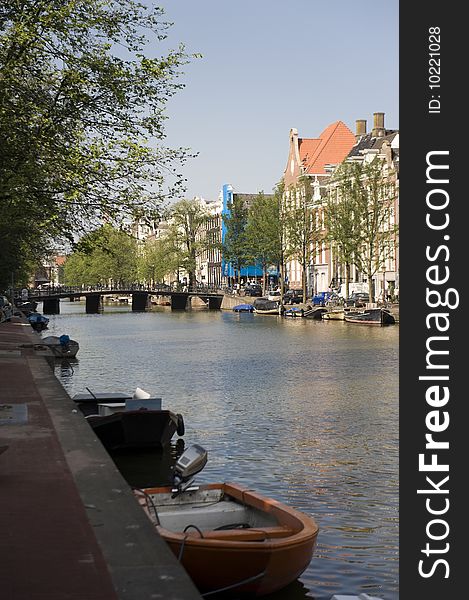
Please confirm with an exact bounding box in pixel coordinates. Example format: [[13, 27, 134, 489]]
[[382, 265, 387, 304]]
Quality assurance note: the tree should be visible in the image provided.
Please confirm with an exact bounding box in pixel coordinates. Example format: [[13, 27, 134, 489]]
[[0, 0, 196, 289], [283, 177, 322, 300], [273, 181, 288, 297], [165, 199, 213, 289], [244, 192, 281, 294], [63, 224, 138, 285], [138, 236, 179, 284], [327, 158, 398, 302], [326, 166, 363, 299], [222, 195, 249, 285]]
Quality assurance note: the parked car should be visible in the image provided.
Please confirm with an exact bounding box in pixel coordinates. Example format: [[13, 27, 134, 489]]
[[345, 292, 370, 307], [267, 290, 281, 302], [283, 289, 303, 304], [311, 291, 333, 306], [243, 284, 263, 297]]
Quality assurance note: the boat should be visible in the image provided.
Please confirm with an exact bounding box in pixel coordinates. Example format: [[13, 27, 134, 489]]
[[253, 298, 281, 315], [322, 309, 345, 320], [72, 387, 185, 450], [302, 307, 327, 320], [344, 307, 396, 326], [233, 304, 255, 313], [14, 300, 38, 315], [40, 335, 79, 358], [283, 306, 305, 317], [134, 444, 319, 597], [28, 312, 49, 331]]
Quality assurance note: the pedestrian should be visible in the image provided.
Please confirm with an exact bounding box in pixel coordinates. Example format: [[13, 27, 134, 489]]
[[21, 287, 29, 301]]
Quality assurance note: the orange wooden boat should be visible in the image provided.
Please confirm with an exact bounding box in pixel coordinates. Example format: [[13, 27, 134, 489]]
[[135, 481, 319, 596]]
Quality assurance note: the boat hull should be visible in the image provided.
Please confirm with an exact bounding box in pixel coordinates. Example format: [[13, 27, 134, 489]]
[[137, 482, 319, 597], [303, 307, 327, 320], [344, 308, 396, 325], [86, 410, 180, 450], [323, 309, 345, 320]]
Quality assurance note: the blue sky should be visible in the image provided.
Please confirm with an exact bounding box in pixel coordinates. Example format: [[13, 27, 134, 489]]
[[154, 0, 398, 201]]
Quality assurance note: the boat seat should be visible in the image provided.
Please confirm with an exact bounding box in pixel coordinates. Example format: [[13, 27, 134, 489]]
[[188, 525, 296, 541]]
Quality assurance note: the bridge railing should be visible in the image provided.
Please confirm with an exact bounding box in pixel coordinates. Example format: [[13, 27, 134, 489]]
[[25, 282, 224, 298]]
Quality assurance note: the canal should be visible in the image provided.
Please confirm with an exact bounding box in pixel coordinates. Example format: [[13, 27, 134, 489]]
[[45, 300, 398, 600]]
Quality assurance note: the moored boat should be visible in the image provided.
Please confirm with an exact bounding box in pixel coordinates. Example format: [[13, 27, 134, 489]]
[[134, 445, 319, 597], [344, 307, 395, 326], [253, 298, 281, 315], [28, 312, 49, 331], [41, 335, 79, 357], [72, 388, 185, 450], [233, 303, 255, 313], [302, 307, 327, 320], [322, 309, 345, 320], [283, 305, 304, 317]]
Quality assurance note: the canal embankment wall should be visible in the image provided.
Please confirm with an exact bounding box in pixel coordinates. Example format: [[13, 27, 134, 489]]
[[0, 316, 201, 600]]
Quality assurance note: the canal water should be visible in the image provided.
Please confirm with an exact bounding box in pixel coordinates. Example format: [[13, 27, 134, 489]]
[[45, 300, 398, 600]]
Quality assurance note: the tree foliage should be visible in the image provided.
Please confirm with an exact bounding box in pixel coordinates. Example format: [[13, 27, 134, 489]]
[[0, 0, 195, 289], [284, 177, 322, 299], [164, 199, 213, 288], [244, 192, 281, 292], [222, 194, 249, 282], [138, 236, 178, 284], [63, 224, 138, 285]]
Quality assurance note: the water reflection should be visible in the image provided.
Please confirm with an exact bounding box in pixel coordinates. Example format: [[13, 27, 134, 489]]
[[45, 301, 398, 600], [110, 439, 186, 489]]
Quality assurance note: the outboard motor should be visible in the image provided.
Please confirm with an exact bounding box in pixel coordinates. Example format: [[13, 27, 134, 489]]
[[171, 444, 208, 496]]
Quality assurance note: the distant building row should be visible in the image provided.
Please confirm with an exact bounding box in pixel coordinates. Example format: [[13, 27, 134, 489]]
[[132, 112, 398, 298]]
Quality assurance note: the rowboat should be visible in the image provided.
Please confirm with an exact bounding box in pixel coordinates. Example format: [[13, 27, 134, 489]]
[[134, 445, 319, 596], [72, 388, 185, 450]]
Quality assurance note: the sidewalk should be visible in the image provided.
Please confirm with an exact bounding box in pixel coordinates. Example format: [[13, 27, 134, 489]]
[[0, 317, 201, 600]]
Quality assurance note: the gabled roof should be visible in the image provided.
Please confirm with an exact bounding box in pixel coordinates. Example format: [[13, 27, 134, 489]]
[[299, 121, 356, 175]]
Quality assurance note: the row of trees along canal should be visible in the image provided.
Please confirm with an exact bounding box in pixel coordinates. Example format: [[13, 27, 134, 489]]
[[0, 0, 198, 292], [62, 157, 397, 304]]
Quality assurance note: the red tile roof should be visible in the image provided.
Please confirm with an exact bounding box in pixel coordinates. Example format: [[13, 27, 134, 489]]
[[299, 121, 355, 175]]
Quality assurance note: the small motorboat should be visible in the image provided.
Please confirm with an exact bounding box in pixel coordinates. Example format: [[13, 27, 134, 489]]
[[28, 312, 49, 331], [344, 307, 396, 326], [72, 387, 185, 450], [134, 445, 319, 597], [233, 304, 255, 313], [283, 305, 304, 317], [40, 335, 79, 358]]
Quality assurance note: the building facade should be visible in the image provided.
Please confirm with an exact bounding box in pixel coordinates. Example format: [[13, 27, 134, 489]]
[[282, 120, 356, 294], [331, 113, 399, 299]]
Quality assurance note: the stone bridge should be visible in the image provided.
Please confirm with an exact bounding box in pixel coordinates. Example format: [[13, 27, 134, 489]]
[[28, 285, 224, 314]]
